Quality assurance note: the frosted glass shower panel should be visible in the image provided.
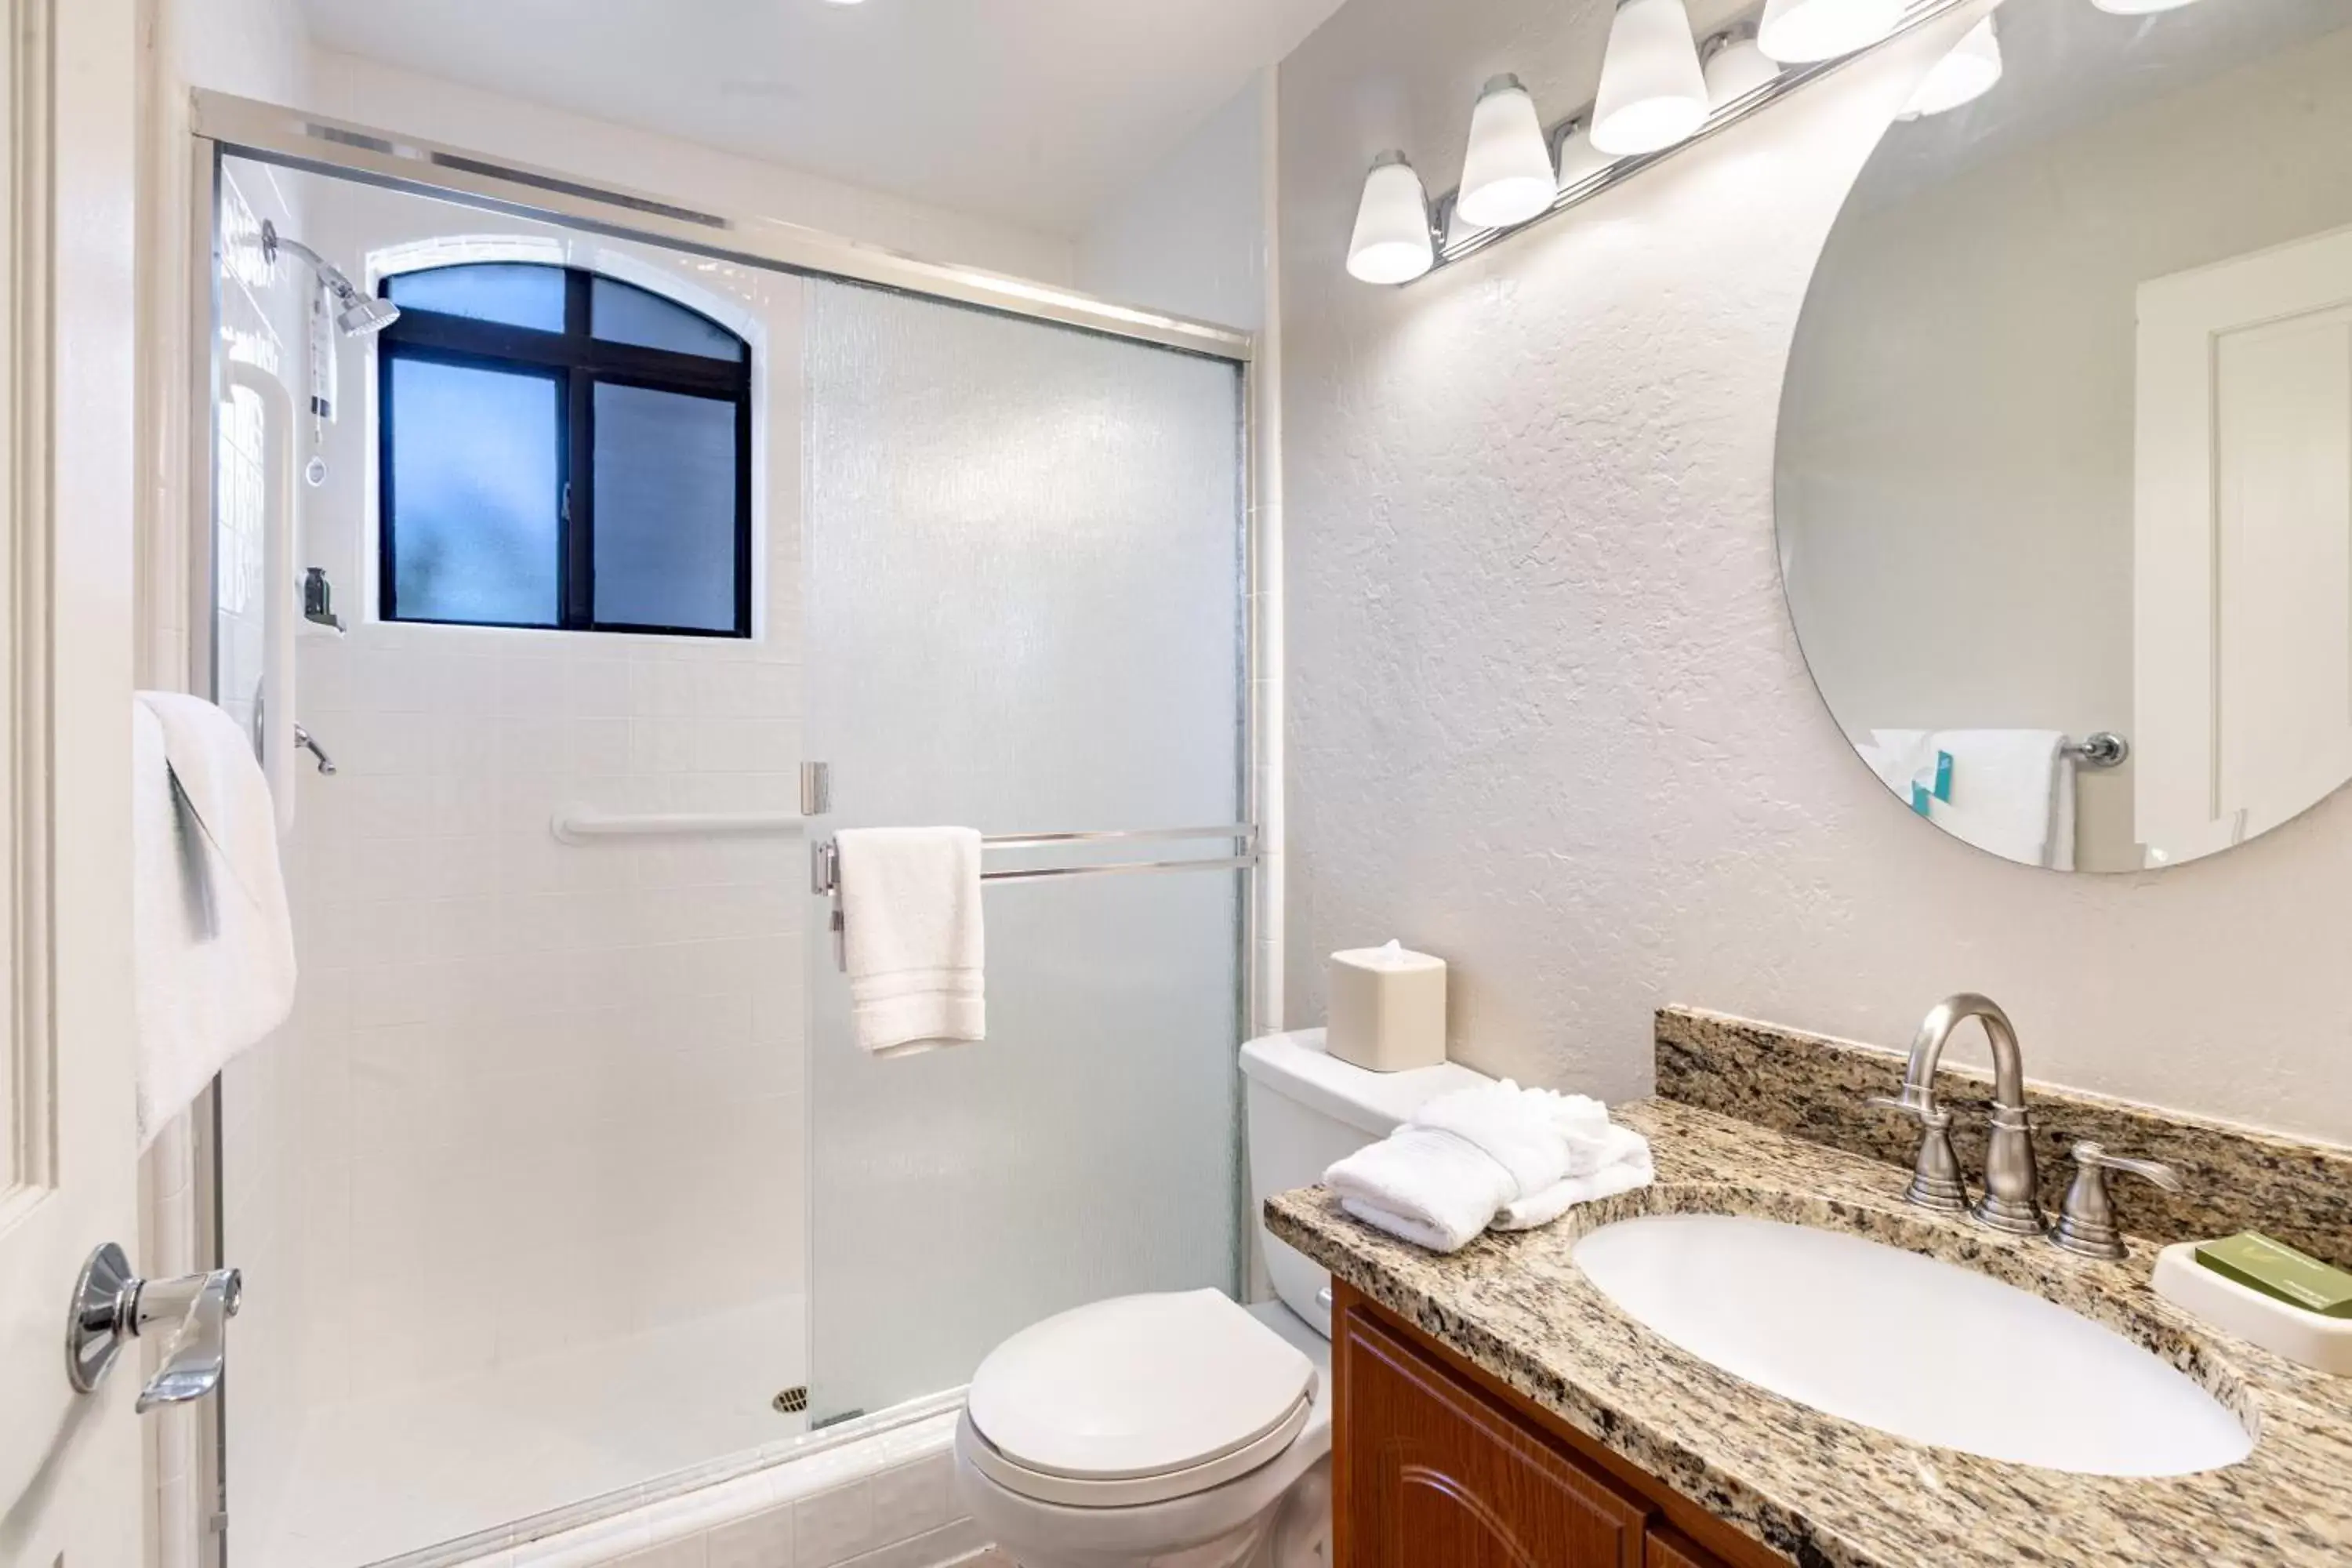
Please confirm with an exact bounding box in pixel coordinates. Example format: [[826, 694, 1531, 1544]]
[[804, 281, 1246, 1421]]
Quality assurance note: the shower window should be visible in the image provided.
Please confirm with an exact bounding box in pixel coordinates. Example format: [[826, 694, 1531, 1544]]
[[378, 263, 753, 635]]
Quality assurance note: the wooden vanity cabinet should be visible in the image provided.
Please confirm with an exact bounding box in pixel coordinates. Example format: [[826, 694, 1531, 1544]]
[[1330, 1282, 1790, 1568]]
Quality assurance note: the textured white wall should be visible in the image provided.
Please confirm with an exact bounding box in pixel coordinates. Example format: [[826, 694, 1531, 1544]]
[[1076, 77, 1266, 329], [305, 49, 1076, 287], [1277, 0, 2352, 1143]]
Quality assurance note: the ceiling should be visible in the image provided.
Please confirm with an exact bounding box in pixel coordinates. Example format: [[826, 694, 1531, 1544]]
[[299, 0, 1350, 236]]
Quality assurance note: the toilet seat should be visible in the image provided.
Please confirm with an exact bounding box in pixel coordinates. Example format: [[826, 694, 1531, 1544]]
[[965, 1289, 1319, 1509]]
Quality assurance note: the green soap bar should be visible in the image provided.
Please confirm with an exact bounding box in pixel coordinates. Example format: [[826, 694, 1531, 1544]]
[[2194, 1232, 2352, 1319]]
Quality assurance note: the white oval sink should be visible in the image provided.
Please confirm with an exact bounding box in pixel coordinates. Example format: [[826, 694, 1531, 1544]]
[[1573, 1213, 2253, 1476]]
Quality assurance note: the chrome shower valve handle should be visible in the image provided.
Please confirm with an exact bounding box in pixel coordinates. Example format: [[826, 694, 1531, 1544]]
[[67, 1243, 244, 1412]]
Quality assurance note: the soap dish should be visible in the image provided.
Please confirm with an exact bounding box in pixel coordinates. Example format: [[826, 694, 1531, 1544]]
[[2153, 1242, 2352, 1376]]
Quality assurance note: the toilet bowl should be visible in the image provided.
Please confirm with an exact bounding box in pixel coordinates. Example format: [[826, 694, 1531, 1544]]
[[954, 1296, 1332, 1568], [952, 1029, 1490, 1567]]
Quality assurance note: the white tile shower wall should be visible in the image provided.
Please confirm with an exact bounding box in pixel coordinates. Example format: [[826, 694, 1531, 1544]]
[[220, 166, 812, 1568]]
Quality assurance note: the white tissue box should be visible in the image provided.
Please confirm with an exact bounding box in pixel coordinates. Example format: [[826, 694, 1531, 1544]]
[[1327, 943, 1447, 1073]]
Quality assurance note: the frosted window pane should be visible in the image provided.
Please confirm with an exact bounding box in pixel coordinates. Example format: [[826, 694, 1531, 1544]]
[[387, 358, 560, 625], [593, 278, 745, 361], [388, 264, 566, 332], [804, 281, 1243, 1423], [592, 383, 740, 630]]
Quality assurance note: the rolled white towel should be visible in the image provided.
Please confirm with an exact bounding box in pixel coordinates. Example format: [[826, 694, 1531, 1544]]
[[1330, 1126, 1518, 1253]]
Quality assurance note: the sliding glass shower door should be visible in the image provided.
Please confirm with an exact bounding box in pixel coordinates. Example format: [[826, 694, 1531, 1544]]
[[803, 281, 1248, 1423]]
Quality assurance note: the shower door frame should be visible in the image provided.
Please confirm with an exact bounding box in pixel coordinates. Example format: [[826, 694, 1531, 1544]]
[[183, 89, 1266, 1568]]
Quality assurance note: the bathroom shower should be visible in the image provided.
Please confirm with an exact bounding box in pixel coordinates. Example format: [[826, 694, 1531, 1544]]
[[203, 143, 1252, 1568]]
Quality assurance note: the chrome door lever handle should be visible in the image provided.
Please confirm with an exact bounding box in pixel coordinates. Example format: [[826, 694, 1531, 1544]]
[[67, 1243, 244, 1411]]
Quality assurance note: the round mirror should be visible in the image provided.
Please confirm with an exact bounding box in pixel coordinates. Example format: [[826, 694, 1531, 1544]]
[[1777, 0, 2352, 871]]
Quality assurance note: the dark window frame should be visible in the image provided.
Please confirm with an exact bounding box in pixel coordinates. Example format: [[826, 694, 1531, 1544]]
[[377, 264, 756, 637]]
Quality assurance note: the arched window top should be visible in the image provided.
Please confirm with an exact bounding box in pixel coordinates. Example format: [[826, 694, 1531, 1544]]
[[376, 261, 753, 636], [385, 263, 747, 363]]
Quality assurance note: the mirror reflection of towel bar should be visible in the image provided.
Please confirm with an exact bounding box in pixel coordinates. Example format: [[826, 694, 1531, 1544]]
[[2061, 733, 2130, 769]]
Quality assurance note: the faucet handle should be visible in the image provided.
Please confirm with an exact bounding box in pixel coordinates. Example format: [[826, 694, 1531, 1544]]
[[2051, 1141, 2181, 1260], [1867, 1094, 1969, 1214]]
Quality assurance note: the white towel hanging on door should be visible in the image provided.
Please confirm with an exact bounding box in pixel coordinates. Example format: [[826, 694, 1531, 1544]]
[[130, 691, 297, 1148]]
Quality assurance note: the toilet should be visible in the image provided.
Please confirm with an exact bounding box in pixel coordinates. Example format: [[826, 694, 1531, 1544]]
[[953, 1029, 1491, 1567]]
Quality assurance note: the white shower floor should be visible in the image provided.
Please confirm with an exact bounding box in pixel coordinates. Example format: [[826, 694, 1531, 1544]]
[[239, 1294, 808, 1568]]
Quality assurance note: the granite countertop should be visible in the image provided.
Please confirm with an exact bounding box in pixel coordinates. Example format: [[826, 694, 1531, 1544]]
[[1265, 1099, 2352, 1568]]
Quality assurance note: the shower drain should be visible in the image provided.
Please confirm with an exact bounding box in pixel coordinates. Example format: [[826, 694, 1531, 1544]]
[[771, 1386, 809, 1414]]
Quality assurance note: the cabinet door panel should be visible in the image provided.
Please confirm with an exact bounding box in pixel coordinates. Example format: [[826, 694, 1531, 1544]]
[[1338, 1306, 1649, 1567]]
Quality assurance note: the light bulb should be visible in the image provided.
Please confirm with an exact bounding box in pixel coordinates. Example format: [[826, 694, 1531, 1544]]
[[1701, 27, 1781, 109], [1346, 152, 1435, 285], [1757, 0, 1904, 64], [1554, 120, 1621, 192], [1457, 76, 1558, 230], [2090, 0, 2205, 13], [1592, 0, 1710, 156], [1899, 16, 2002, 119]]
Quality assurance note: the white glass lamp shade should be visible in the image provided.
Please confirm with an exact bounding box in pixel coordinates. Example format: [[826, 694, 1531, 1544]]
[[1900, 16, 2002, 119], [1457, 75, 1558, 230], [1555, 121, 1622, 191], [1346, 153, 1436, 285], [1702, 31, 1781, 108], [2090, 0, 2204, 13], [1591, 0, 1710, 156], [1757, 0, 1904, 64]]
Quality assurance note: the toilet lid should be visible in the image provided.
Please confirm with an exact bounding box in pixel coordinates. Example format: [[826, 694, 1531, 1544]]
[[967, 1290, 1316, 1483]]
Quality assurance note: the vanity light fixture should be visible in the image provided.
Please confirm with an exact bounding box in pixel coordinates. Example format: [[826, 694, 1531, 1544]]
[[1357, 0, 1976, 285], [1757, 0, 1904, 64], [1899, 15, 2001, 118], [1700, 25, 1783, 108], [1346, 152, 1437, 285], [1553, 118, 1621, 193], [1591, 0, 1711, 155], [1457, 75, 1559, 230]]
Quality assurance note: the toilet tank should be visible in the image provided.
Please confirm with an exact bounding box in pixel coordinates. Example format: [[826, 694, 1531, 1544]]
[[1239, 1029, 1490, 1338]]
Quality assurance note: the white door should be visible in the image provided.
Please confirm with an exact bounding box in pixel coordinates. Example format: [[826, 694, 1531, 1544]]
[[2136, 223, 2352, 866], [0, 1, 146, 1564]]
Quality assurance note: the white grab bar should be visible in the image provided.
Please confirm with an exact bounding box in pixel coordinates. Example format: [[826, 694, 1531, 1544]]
[[551, 807, 806, 845], [225, 359, 299, 837]]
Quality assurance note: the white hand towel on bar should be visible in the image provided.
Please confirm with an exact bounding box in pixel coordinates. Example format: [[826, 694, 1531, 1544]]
[[837, 826, 985, 1057], [131, 691, 297, 1149], [1324, 1080, 1652, 1253]]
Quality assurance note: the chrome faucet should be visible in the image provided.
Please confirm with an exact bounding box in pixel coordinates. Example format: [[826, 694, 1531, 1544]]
[[1871, 994, 2046, 1236]]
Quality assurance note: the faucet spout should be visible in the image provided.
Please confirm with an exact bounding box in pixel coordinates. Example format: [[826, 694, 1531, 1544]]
[[1903, 992, 2027, 1114], [1898, 993, 2045, 1236]]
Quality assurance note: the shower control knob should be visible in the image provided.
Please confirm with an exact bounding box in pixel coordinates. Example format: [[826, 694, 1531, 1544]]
[[66, 1243, 244, 1412]]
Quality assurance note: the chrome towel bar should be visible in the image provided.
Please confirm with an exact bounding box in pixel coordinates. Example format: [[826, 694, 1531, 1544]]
[[551, 807, 806, 844], [811, 824, 1258, 970]]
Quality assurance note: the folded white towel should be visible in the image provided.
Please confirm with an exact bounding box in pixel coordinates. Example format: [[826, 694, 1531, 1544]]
[[1495, 1140, 1655, 1231], [837, 826, 985, 1057], [131, 692, 297, 1149], [1325, 1080, 1654, 1253]]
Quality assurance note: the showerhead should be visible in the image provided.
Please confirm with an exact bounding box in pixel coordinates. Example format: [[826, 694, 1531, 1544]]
[[335, 292, 402, 337], [260, 220, 401, 338]]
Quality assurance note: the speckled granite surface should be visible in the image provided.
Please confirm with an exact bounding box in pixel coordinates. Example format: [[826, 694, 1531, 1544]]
[[1266, 1099, 2352, 1568], [1657, 1005, 2352, 1266]]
